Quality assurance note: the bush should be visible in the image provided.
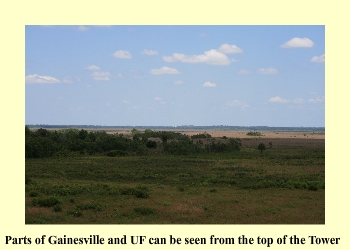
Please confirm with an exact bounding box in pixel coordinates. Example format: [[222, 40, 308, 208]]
[[32, 196, 61, 207], [247, 131, 262, 136], [53, 205, 62, 212], [67, 210, 83, 217], [146, 140, 157, 149], [191, 133, 212, 139], [76, 202, 106, 211], [133, 207, 157, 216], [119, 186, 149, 198]]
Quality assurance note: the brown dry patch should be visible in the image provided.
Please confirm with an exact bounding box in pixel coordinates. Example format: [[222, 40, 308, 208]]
[[181, 130, 324, 139], [103, 129, 324, 140], [26, 207, 52, 216]]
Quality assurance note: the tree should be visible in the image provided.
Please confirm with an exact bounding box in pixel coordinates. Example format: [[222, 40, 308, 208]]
[[258, 143, 266, 155]]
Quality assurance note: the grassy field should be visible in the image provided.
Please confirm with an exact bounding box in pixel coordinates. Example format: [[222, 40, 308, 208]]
[[25, 133, 325, 224]]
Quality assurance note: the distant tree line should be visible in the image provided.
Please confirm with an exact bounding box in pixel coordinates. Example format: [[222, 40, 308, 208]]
[[25, 126, 241, 158]]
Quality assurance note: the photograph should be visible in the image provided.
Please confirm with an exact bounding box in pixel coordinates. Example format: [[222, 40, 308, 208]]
[[25, 25, 325, 224]]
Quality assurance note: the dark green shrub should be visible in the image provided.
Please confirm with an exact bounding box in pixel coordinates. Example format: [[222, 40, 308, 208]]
[[25, 176, 32, 184], [191, 133, 212, 139], [119, 186, 149, 198], [33, 196, 61, 207], [258, 143, 266, 155], [247, 131, 262, 136], [53, 205, 62, 212], [133, 207, 157, 216], [68, 210, 83, 217], [146, 140, 157, 148], [76, 202, 106, 211], [134, 190, 149, 198], [29, 191, 39, 197]]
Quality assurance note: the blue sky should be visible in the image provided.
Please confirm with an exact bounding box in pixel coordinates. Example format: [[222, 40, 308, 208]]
[[25, 25, 325, 127]]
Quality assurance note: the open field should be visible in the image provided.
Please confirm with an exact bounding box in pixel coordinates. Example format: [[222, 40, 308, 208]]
[[92, 129, 324, 140], [25, 130, 325, 224]]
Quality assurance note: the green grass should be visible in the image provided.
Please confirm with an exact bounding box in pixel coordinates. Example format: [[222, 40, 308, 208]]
[[25, 139, 324, 224]]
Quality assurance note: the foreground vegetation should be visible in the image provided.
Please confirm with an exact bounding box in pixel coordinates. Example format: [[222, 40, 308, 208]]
[[25, 127, 325, 224]]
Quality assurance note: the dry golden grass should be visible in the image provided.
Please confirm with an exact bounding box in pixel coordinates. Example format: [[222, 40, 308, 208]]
[[102, 129, 324, 140]]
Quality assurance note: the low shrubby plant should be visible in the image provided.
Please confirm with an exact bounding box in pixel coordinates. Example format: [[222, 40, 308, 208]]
[[32, 196, 61, 207], [133, 207, 157, 216]]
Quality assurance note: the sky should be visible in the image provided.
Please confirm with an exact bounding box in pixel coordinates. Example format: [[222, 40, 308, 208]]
[[25, 25, 325, 127]]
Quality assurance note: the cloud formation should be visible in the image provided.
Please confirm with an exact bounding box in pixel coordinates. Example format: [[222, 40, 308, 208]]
[[218, 44, 243, 54], [85, 65, 101, 71], [257, 68, 278, 74], [269, 96, 288, 103], [25, 74, 61, 84], [62, 76, 80, 83], [226, 100, 249, 108], [162, 44, 242, 66], [308, 96, 325, 103], [113, 50, 132, 59], [142, 49, 159, 56], [310, 54, 325, 63], [280, 37, 314, 48], [163, 50, 232, 65], [293, 98, 305, 104], [150, 66, 180, 75], [92, 71, 111, 81], [203, 81, 217, 87]]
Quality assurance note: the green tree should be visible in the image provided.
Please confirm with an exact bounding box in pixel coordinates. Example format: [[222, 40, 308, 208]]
[[258, 143, 266, 155]]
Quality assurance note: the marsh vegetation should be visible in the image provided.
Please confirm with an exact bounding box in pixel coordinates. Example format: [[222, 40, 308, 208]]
[[25, 127, 325, 224]]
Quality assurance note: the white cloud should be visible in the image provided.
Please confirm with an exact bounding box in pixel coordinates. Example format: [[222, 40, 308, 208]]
[[203, 81, 217, 87], [257, 68, 278, 74], [85, 65, 100, 71], [293, 98, 305, 104], [226, 100, 249, 108], [142, 49, 159, 56], [308, 96, 325, 103], [92, 71, 111, 81], [280, 37, 314, 48], [310, 54, 325, 63], [154, 97, 162, 101], [173, 80, 185, 85], [62, 76, 80, 83], [218, 44, 243, 54], [150, 66, 180, 75], [237, 69, 253, 75], [269, 96, 288, 103], [123, 100, 129, 104], [113, 50, 132, 59], [25, 74, 61, 84], [163, 49, 232, 65]]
